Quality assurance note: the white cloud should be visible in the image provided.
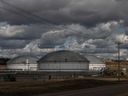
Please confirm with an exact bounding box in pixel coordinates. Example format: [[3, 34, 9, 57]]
[[0, 20, 127, 59]]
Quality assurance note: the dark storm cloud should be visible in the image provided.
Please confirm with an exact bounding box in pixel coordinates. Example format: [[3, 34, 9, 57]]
[[39, 21, 121, 48], [0, 0, 128, 58], [116, 0, 128, 2], [0, 0, 70, 25], [0, 22, 54, 40], [0, 40, 30, 49], [0, 0, 126, 26]]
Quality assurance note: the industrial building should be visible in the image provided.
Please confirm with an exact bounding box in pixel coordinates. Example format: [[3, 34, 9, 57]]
[[38, 50, 89, 72], [106, 60, 128, 75], [38, 50, 89, 79], [0, 50, 109, 80], [7, 55, 38, 71]]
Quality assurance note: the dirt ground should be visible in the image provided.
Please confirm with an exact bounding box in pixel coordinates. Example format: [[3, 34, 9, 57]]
[[0, 78, 121, 96]]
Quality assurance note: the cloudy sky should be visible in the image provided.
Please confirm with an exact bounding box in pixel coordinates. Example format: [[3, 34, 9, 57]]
[[0, 0, 128, 59]]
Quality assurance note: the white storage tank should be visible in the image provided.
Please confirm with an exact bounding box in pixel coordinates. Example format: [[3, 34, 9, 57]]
[[38, 50, 89, 72], [7, 55, 38, 71], [86, 55, 106, 72]]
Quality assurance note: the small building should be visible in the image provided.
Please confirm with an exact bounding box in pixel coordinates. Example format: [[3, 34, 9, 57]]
[[7, 55, 38, 71]]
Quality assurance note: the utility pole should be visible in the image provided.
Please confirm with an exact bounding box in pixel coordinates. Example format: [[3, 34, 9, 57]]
[[117, 42, 120, 81]]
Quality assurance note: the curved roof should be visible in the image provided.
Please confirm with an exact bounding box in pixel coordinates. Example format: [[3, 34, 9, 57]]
[[85, 55, 104, 64], [38, 50, 89, 63], [7, 55, 38, 64]]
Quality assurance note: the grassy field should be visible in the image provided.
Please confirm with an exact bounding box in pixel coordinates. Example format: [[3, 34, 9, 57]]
[[0, 79, 119, 96]]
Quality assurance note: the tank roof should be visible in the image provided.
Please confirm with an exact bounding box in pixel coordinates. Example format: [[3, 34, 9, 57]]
[[85, 55, 104, 64], [7, 55, 38, 64], [38, 50, 89, 63]]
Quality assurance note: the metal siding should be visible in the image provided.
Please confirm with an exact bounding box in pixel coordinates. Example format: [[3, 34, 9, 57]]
[[7, 63, 38, 71], [39, 62, 89, 71], [89, 63, 106, 71]]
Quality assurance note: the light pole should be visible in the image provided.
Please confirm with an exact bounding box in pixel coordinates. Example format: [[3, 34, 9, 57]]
[[116, 33, 126, 81]]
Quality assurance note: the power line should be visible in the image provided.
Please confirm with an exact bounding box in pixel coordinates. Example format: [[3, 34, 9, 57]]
[[0, 0, 57, 25], [0, 6, 37, 23], [0, 0, 91, 37], [1, 0, 115, 40]]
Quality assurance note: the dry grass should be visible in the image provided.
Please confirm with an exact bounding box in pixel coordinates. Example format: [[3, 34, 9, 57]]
[[116, 92, 128, 96], [0, 79, 118, 96]]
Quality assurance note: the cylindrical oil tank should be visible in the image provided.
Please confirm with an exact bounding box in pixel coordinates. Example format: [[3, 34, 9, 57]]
[[7, 55, 38, 71], [83, 55, 106, 72], [38, 50, 89, 72]]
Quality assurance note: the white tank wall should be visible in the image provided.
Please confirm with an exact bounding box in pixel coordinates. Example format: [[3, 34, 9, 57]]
[[7, 63, 38, 71], [39, 62, 89, 72], [89, 63, 106, 71]]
